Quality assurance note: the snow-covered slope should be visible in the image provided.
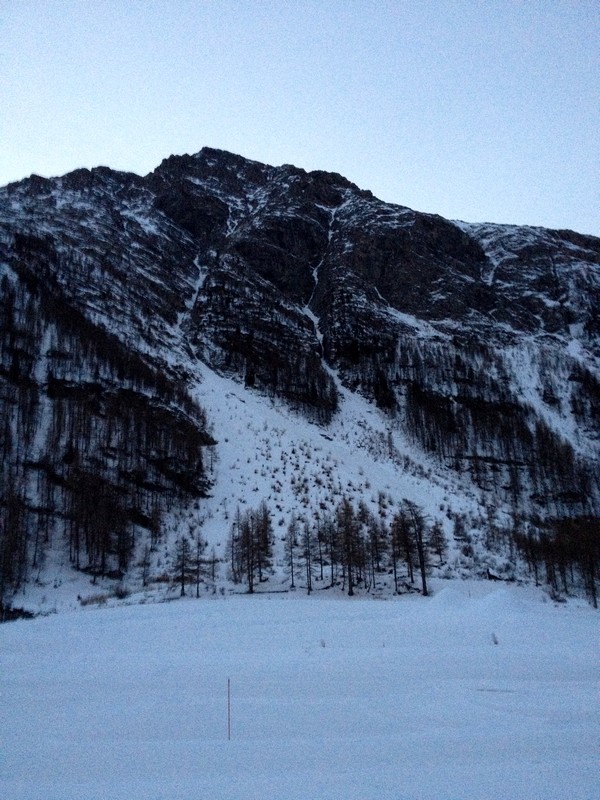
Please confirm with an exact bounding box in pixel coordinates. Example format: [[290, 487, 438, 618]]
[[1, 147, 599, 614]]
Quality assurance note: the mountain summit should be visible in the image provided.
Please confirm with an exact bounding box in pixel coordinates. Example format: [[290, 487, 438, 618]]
[[1, 148, 599, 613]]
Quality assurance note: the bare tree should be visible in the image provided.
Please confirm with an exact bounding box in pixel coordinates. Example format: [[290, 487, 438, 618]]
[[302, 522, 315, 595], [391, 506, 414, 587], [192, 532, 207, 598], [428, 520, 448, 566], [173, 535, 192, 596], [336, 497, 359, 596], [403, 500, 429, 596], [229, 502, 273, 593], [285, 514, 299, 589]]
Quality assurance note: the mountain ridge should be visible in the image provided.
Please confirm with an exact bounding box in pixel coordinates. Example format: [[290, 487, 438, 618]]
[[1, 147, 599, 614]]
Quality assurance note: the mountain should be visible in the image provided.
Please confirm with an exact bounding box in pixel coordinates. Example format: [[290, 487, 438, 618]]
[[1, 147, 599, 615]]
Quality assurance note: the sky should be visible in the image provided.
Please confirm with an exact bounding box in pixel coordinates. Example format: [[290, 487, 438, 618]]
[[1, 0, 598, 235]]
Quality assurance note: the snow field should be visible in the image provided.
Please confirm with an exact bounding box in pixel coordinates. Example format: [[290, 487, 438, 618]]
[[194, 363, 479, 564], [1, 583, 598, 800]]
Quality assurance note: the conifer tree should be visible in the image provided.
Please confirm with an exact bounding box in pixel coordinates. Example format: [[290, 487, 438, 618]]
[[285, 514, 299, 589], [173, 535, 193, 596], [403, 500, 429, 596], [428, 520, 448, 565]]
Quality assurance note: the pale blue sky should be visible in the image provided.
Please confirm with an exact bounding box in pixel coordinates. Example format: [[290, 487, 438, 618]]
[[2, 0, 598, 234]]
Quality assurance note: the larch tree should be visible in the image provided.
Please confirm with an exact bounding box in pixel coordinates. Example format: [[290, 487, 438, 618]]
[[428, 520, 448, 566], [285, 514, 299, 589], [173, 535, 193, 596], [403, 500, 429, 596]]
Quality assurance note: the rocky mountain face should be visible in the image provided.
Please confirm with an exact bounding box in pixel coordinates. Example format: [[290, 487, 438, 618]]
[[148, 149, 600, 507], [1, 147, 599, 610]]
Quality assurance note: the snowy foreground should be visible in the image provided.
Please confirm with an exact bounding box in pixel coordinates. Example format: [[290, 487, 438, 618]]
[[1, 583, 598, 800]]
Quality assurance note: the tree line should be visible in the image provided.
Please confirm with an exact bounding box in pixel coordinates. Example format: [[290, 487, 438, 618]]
[[0, 260, 214, 617], [329, 327, 600, 518], [514, 516, 600, 608], [222, 496, 447, 598]]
